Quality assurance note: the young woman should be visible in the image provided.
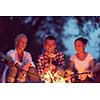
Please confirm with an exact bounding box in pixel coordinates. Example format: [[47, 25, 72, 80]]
[[69, 37, 95, 82]]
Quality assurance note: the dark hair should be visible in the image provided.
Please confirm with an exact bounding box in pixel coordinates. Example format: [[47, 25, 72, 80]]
[[75, 37, 88, 45], [44, 35, 56, 42]]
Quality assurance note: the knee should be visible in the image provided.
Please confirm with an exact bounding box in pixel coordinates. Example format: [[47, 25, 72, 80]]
[[6, 67, 18, 83]]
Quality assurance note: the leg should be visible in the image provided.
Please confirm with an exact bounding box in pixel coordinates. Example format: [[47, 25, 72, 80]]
[[27, 67, 40, 83], [6, 67, 17, 83]]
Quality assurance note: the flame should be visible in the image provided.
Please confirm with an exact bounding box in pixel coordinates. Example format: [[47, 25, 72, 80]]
[[41, 70, 65, 83]]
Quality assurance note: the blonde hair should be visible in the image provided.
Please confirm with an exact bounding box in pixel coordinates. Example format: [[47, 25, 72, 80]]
[[15, 34, 28, 47], [15, 34, 28, 43]]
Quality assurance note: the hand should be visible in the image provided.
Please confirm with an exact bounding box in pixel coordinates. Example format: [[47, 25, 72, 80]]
[[47, 53, 56, 58], [65, 69, 74, 76], [7, 58, 15, 67], [23, 63, 32, 71], [42, 64, 56, 74], [79, 74, 87, 81], [79, 70, 93, 81], [49, 64, 56, 71], [86, 70, 93, 78]]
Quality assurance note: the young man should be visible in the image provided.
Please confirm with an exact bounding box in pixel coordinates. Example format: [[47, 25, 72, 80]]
[[37, 35, 66, 83]]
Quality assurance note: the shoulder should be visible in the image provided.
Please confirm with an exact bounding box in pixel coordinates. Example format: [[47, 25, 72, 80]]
[[87, 53, 94, 59], [87, 53, 93, 57], [70, 54, 76, 61], [38, 53, 44, 60], [70, 54, 76, 58], [55, 50, 64, 56], [24, 51, 32, 57], [7, 49, 15, 56]]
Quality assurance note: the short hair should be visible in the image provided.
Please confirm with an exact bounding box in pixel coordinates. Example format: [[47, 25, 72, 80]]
[[15, 34, 28, 43], [75, 37, 88, 45], [44, 35, 56, 42]]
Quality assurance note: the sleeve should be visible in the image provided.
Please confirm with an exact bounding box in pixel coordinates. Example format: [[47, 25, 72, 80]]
[[0, 65, 9, 83], [7, 50, 15, 60], [37, 55, 44, 76], [70, 55, 75, 62], [88, 53, 94, 61], [25, 52, 36, 68], [58, 52, 66, 70], [7, 50, 19, 65]]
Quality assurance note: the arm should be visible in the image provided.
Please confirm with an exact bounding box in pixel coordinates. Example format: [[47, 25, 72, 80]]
[[68, 55, 75, 71], [58, 52, 65, 70], [86, 59, 95, 79], [89, 59, 95, 69], [88, 59, 95, 72], [37, 56, 44, 76], [23, 52, 36, 71], [69, 60, 74, 71]]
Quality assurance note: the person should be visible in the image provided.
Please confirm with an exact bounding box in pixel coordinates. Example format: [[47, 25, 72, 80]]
[[37, 35, 66, 83], [1, 34, 37, 83], [68, 37, 95, 82]]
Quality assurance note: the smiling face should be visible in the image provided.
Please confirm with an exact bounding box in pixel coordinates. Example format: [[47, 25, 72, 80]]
[[74, 40, 86, 54], [44, 39, 56, 53], [16, 36, 28, 51]]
